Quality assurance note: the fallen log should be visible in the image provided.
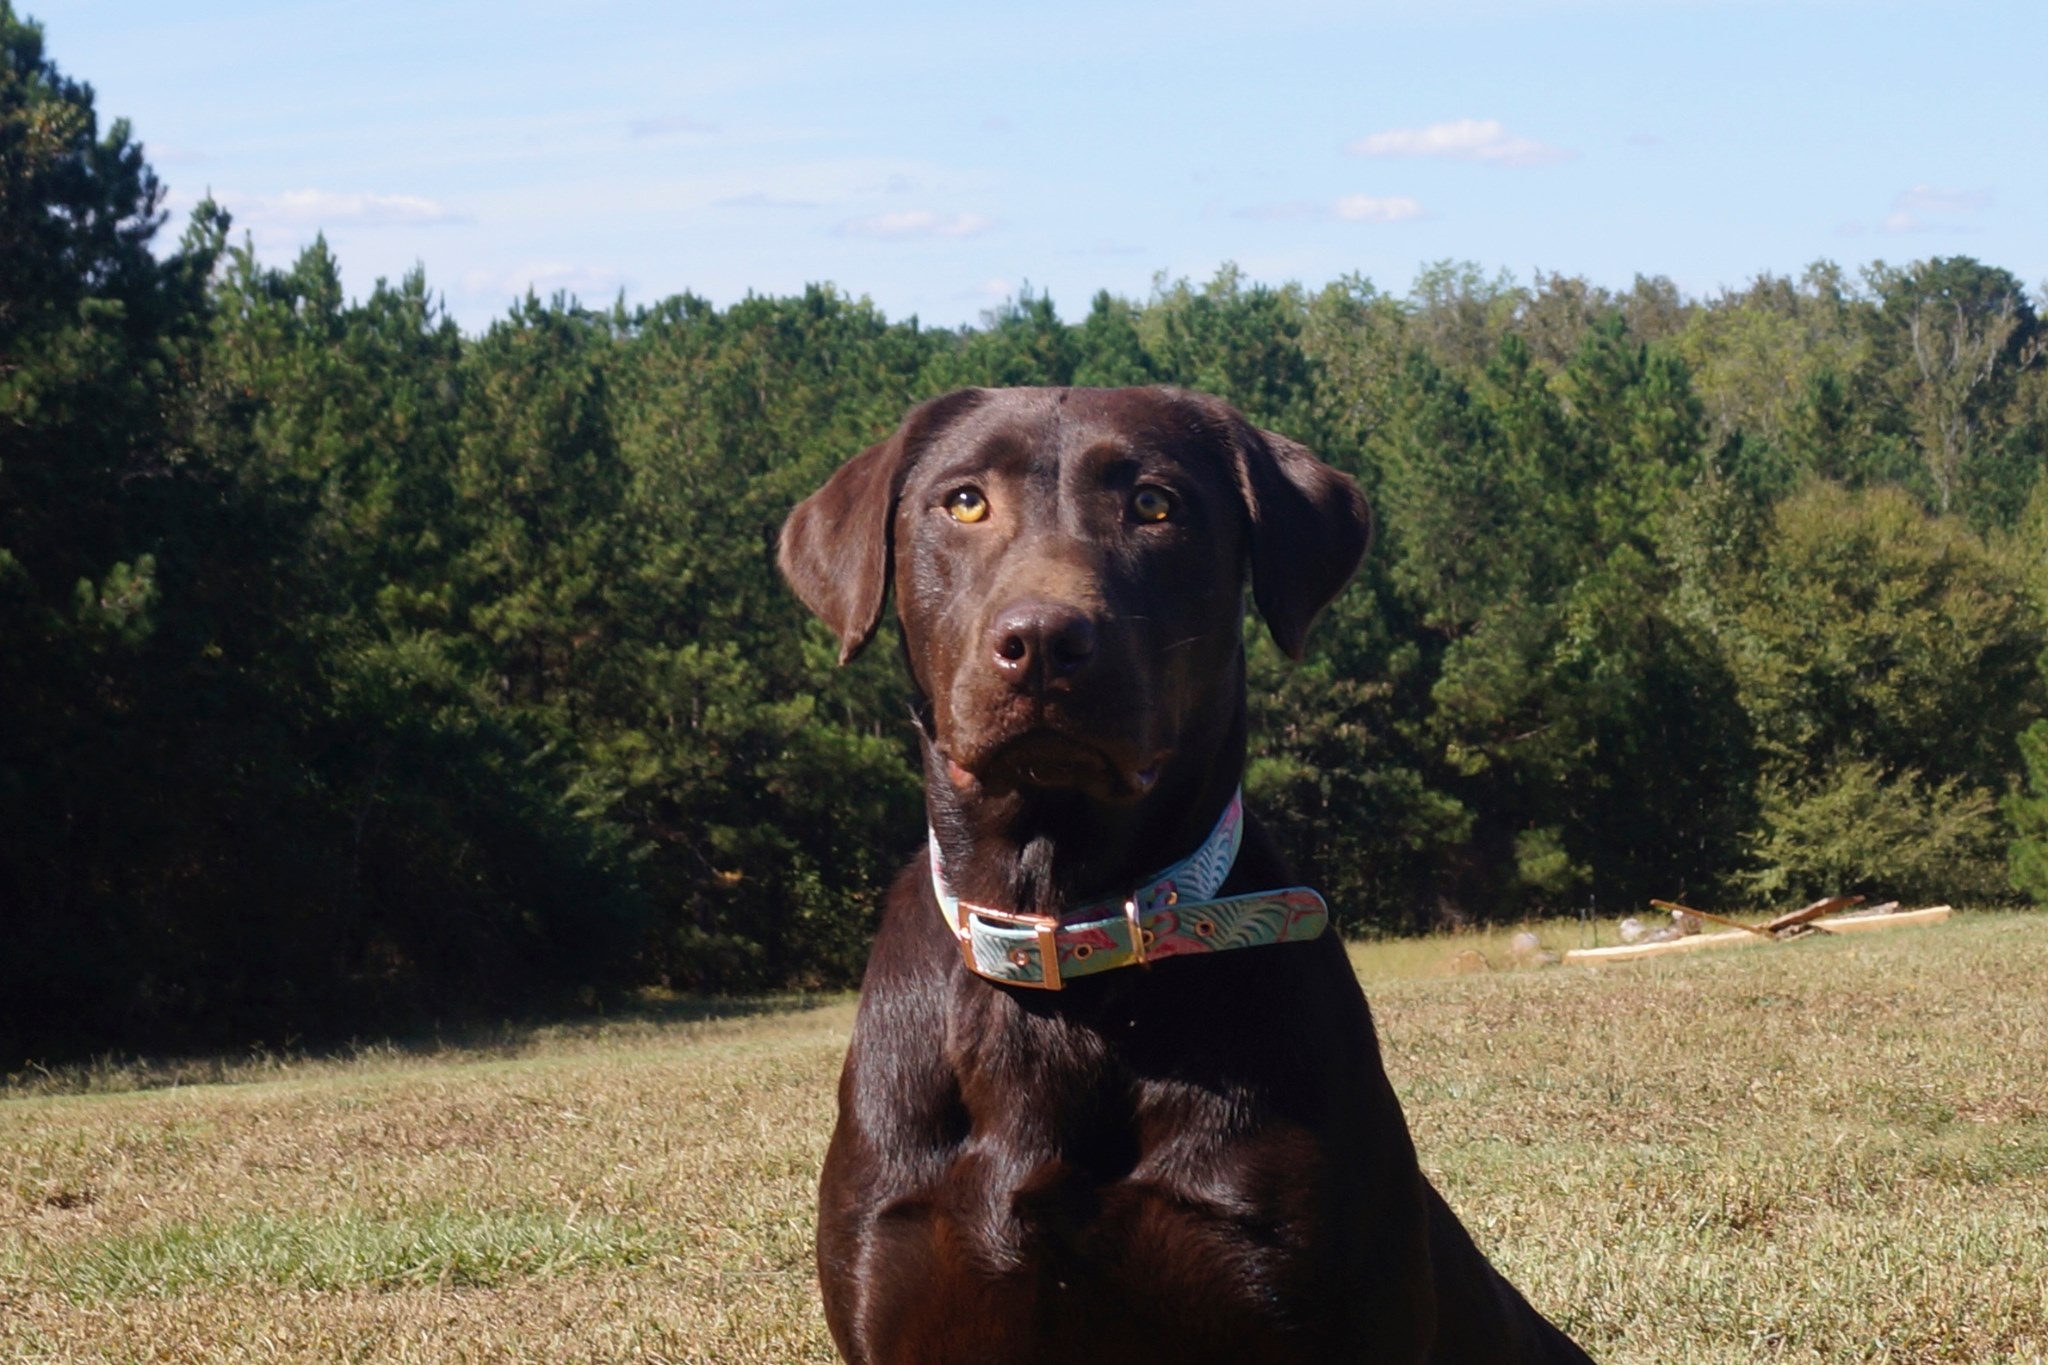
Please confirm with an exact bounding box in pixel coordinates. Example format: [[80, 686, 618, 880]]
[[1650, 894, 1867, 940], [1762, 894, 1863, 935], [1563, 905, 1953, 964], [1650, 899, 1775, 938], [1563, 927, 1768, 963], [1807, 904, 1950, 934]]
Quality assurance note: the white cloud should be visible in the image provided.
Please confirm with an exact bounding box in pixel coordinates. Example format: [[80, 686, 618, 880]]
[[836, 210, 995, 239], [1334, 194, 1425, 222], [234, 189, 467, 227], [1347, 118, 1568, 167]]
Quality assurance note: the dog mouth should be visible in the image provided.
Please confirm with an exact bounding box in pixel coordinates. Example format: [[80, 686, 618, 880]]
[[945, 730, 1166, 801]]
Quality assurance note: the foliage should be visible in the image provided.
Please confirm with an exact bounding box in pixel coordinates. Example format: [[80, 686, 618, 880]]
[[5, 12, 2047, 1059], [1724, 484, 2041, 787], [2012, 720, 2048, 902], [1748, 760, 2008, 904]]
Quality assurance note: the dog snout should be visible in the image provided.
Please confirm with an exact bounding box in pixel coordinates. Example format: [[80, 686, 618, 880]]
[[988, 600, 1099, 693]]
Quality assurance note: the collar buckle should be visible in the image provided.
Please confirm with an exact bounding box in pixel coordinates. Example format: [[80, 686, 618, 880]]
[[952, 901, 1064, 990], [1123, 896, 1149, 966]]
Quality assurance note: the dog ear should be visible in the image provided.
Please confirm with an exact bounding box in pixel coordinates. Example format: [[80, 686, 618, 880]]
[[1221, 411, 1373, 661], [778, 389, 984, 665]]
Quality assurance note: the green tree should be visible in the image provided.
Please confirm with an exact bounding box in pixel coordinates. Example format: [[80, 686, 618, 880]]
[[1406, 260, 1523, 371], [1869, 257, 2041, 521], [924, 286, 1078, 390], [1673, 265, 1871, 470], [589, 286, 935, 986], [1072, 290, 1158, 387], [1135, 266, 1318, 435], [1297, 274, 1407, 463], [0, 3, 236, 1056], [2010, 652, 2048, 903], [1725, 484, 2041, 901], [1365, 321, 1748, 919], [13, 0, 2048, 1060]]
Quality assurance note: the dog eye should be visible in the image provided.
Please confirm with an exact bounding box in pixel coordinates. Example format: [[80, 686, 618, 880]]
[[945, 488, 990, 523], [1131, 486, 1176, 523]]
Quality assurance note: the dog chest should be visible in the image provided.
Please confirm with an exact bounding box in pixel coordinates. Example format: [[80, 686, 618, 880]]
[[840, 1148, 1358, 1365]]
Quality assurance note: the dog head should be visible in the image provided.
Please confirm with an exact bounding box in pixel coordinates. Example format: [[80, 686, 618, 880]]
[[780, 387, 1367, 811]]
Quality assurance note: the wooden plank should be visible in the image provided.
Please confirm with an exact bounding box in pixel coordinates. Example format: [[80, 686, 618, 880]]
[[1762, 894, 1863, 935], [1650, 899, 1773, 938], [1808, 904, 1952, 934], [1563, 906, 1954, 964], [1563, 928, 1767, 964]]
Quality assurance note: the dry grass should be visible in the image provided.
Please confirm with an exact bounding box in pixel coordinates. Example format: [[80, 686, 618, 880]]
[[4, 914, 2045, 1362]]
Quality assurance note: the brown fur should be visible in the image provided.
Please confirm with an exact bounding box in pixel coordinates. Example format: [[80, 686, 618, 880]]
[[780, 386, 1594, 1364]]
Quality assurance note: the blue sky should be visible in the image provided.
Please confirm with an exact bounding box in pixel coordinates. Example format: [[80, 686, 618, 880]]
[[38, 0, 2048, 332]]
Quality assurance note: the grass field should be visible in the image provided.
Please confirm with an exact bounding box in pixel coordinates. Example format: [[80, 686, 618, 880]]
[[4, 913, 2045, 1363]]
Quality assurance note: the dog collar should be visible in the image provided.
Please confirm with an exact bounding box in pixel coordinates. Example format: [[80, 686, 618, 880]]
[[928, 788, 1328, 990]]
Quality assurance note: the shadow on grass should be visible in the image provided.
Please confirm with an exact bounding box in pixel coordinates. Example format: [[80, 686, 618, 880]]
[[2, 988, 852, 1102]]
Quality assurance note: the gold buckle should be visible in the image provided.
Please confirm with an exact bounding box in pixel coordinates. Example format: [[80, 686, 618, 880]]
[[1124, 896, 1149, 966], [954, 902, 1064, 990]]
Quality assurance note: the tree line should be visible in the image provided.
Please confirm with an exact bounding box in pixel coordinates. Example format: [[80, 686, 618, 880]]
[[4, 5, 2046, 1061]]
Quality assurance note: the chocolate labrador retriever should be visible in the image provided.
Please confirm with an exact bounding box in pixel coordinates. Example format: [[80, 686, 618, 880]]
[[779, 386, 1594, 1364]]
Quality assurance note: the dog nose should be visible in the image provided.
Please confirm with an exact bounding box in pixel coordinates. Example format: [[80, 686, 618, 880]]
[[989, 600, 1098, 690]]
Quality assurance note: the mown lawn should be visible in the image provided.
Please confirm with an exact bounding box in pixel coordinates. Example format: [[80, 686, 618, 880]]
[[3, 914, 2045, 1363]]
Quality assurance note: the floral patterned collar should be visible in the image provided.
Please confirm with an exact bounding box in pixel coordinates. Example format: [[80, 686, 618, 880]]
[[928, 789, 1327, 990]]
